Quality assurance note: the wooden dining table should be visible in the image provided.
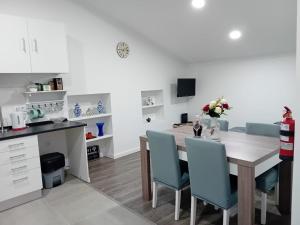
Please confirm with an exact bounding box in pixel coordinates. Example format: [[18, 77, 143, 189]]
[[139, 125, 292, 225]]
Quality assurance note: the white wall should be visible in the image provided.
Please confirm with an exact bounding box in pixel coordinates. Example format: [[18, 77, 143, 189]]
[[292, 1, 300, 224], [0, 0, 188, 158], [184, 54, 296, 128], [0, 0, 296, 160]]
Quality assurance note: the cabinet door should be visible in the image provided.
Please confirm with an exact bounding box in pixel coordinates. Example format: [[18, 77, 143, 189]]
[[27, 19, 69, 74], [0, 15, 31, 73]]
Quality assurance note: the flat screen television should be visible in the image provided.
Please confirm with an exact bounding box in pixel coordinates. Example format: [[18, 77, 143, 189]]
[[177, 78, 196, 97]]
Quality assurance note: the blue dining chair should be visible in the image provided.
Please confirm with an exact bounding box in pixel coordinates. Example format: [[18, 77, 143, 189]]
[[201, 119, 229, 131], [200, 118, 211, 128], [246, 122, 280, 138], [146, 130, 190, 221], [229, 127, 246, 133], [185, 138, 237, 225], [246, 122, 280, 225], [218, 120, 229, 131]]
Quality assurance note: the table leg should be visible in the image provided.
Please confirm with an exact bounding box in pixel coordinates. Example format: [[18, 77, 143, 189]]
[[279, 161, 292, 214], [238, 165, 255, 225], [140, 137, 152, 201]]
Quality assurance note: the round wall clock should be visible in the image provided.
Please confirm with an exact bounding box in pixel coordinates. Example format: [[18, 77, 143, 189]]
[[116, 42, 130, 58]]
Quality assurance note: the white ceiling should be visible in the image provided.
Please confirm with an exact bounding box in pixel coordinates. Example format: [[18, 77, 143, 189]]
[[73, 0, 297, 63]]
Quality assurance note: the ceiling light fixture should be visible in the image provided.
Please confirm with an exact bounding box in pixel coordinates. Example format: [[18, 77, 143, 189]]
[[229, 30, 242, 40], [191, 0, 206, 9]]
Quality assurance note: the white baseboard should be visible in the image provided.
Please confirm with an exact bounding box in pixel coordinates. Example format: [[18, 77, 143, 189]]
[[106, 147, 139, 159]]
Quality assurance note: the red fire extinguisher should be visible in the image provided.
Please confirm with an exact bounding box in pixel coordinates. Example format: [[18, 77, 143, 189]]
[[280, 106, 295, 161]]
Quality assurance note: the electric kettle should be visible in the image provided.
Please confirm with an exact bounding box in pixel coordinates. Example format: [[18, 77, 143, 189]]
[[10, 112, 27, 131]]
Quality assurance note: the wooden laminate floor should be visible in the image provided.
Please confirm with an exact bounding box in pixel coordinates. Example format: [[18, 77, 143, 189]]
[[89, 153, 291, 225]]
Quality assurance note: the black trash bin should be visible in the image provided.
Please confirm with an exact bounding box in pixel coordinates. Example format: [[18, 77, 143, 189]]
[[40, 152, 65, 189]]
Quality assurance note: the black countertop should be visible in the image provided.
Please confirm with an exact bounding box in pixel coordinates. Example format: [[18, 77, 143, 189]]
[[0, 121, 86, 141]]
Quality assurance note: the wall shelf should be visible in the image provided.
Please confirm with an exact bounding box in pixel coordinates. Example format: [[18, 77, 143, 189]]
[[142, 104, 164, 109], [69, 113, 112, 121], [24, 90, 67, 95], [24, 89, 68, 121], [141, 89, 164, 124], [67, 93, 114, 158], [86, 134, 113, 143]]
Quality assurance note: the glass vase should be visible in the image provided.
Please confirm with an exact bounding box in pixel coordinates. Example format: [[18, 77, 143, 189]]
[[209, 117, 221, 141], [96, 122, 105, 137]]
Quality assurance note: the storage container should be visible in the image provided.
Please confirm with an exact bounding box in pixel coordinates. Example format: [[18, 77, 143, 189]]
[[40, 152, 65, 189]]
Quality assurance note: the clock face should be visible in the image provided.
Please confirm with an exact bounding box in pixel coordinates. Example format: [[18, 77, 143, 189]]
[[116, 42, 130, 58]]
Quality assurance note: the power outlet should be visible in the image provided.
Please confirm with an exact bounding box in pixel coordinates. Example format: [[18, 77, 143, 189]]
[[16, 105, 27, 112]]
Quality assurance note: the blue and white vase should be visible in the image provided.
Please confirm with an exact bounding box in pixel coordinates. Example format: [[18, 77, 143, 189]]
[[97, 100, 105, 114], [73, 103, 82, 118]]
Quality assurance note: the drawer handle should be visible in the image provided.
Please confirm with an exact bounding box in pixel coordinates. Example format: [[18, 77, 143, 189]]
[[12, 176, 28, 184], [9, 147, 26, 152], [10, 154, 26, 160], [10, 158, 28, 164], [11, 165, 28, 173], [8, 143, 25, 149]]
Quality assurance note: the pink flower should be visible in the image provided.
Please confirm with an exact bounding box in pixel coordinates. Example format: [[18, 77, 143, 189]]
[[222, 103, 229, 110], [203, 104, 210, 112]]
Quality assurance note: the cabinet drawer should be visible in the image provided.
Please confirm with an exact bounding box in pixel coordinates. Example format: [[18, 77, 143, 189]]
[[0, 135, 38, 153], [0, 144, 39, 166], [0, 167, 42, 202], [0, 157, 41, 178]]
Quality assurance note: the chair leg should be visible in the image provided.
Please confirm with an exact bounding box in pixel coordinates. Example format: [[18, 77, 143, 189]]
[[275, 182, 279, 205], [190, 196, 197, 225], [229, 205, 238, 218], [223, 209, 230, 225], [152, 181, 158, 208], [175, 190, 181, 220], [261, 192, 267, 225]]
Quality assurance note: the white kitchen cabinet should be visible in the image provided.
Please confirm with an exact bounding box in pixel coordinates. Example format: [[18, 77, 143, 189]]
[[0, 14, 69, 74], [0, 135, 42, 203], [27, 19, 69, 74], [0, 15, 31, 73], [0, 163, 42, 202]]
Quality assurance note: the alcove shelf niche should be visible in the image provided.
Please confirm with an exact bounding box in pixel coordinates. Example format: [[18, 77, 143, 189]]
[[67, 93, 114, 158], [141, 89, 164, 123]]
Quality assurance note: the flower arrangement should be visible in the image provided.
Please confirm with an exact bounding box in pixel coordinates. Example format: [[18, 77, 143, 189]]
[[202, 97, 231, 118]]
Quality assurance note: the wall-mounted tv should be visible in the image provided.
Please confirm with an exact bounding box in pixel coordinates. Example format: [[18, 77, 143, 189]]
[[177, 78, 196, 97]]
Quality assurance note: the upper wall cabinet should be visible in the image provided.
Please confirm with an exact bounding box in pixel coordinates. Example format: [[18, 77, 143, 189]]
[[0, 14, 69, 74], [27, 19, 69, 74], [0, 15, 32, 73]]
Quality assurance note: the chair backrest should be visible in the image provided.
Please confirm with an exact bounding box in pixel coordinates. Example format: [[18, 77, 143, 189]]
[[185, 138, 232, 209], [201, 118, 211, 128], [218, 120, 229, 131], [146, 130, 182, 189], [246, 123, 280, 137], [201, 119, 229, 131], [229, 126, 246, 133]]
